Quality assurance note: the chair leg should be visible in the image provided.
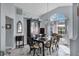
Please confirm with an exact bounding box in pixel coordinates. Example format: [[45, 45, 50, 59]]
[[29, 49, 32, 54], [47, 48, 49, 55], [49, 48, 51, 55], [55, 43, 59, 50], [29, 47, 32, 54], [40, 48, 41, 54], [52, 47, 54, 52], [33, 49, 36, 56], [36, 49, 40, 56], [57, 44, 59, 48]]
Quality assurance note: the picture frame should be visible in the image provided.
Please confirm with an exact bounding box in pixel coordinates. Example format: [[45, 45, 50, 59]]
[[6, 24, 11, 29]]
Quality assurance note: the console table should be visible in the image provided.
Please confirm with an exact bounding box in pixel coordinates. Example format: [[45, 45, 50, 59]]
[[15, 36, 24, 48]]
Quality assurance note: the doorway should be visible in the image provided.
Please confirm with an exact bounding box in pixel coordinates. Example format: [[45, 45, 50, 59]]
[[49, 13, 70, 56], [5, 16, 14, 49]]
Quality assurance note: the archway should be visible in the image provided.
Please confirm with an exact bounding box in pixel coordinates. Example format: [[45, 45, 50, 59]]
[[49, 13, 70, 56]]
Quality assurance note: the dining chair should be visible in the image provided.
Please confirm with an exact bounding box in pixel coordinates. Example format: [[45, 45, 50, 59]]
[[44, 38, 52, 55], [52, 34, 62, 51], [51, 36, 55, 52], [39, 37, 47, 54], [28, 37, 40, 56]]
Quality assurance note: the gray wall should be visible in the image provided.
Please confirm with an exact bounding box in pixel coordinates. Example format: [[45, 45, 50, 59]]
[[70, 3, 79, 56], [23, 18, 27, 44], [70, 19, 79, 56], [70, 16, 79, 55]]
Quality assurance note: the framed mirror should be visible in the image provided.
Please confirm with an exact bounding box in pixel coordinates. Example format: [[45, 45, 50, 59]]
[[17, 21, 22, 33], [31, 20, 40, 36]]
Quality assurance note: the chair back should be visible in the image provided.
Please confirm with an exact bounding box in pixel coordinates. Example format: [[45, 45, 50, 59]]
[[45, 37, 52, 48], [27, 37, 34, 46]]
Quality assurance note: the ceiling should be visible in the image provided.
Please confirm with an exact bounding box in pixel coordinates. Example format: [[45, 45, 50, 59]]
[[14, 3, 72, 18]]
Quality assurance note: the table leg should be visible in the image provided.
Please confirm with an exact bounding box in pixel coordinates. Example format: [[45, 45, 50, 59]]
[[33, 48, 36, 56], [16, 41, 17, 48], [23, 40, 24, 47], [42, 42, 44, 56], [19, 41, 20, 48]]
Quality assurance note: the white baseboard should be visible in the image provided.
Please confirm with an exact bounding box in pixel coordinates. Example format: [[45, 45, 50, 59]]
[[6, 46, 15, 50], [6, 47, 12, 49]]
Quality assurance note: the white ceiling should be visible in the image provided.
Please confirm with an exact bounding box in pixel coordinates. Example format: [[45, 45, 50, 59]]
[[14, 3, 72, 18]]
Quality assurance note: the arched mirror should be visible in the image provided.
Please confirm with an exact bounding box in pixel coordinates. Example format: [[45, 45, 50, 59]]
[[17, 21, 22, 33]]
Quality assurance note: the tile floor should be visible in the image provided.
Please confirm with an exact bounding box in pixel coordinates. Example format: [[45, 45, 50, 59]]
[[5, 38, 70, 56]]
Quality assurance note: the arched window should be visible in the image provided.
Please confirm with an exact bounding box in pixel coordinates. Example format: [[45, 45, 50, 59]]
[[50, 13, 66, 22], [17, 21, 22, 33]]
